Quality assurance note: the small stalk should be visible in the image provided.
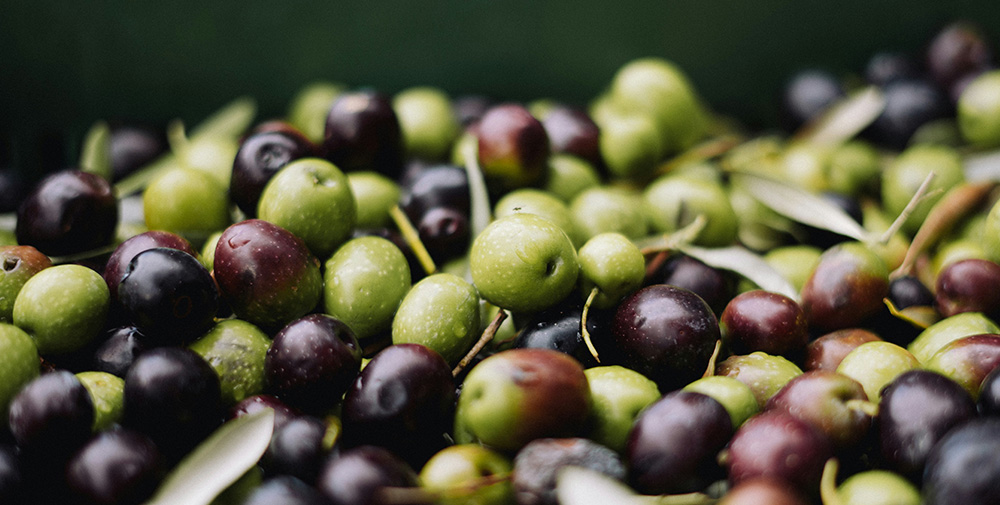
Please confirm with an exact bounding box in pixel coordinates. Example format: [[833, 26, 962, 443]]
[[389, 206, 437, 276], [453, 309, 507, 377], [819, 458, 845, 505], [845, 398, 879, 418], [581, 287, 602, 363], [876, 172, 938, 246], [702, 340, 722, 379]]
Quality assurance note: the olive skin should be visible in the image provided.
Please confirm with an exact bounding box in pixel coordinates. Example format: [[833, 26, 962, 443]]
[[122, 347, 223, 461], [923, 418, 1000, 505], [612, 284, 720, 391], [317, 446, 418, 505], [726, 411, 833, 493], [801, 242, 889, 332], [65, 429, 165, 505], [323, 91, 405, 179], [102, 231, 196, 302], [15, 170, 118, 257], [8, 370, 94, 456], [230, 130, 316, 218]]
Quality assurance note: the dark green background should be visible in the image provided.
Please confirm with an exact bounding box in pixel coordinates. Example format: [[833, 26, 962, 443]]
[[1, 1, 996, 176]]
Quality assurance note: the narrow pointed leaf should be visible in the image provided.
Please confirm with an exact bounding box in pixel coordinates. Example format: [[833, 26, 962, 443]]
[[145, 408, 274, 505], [796, 86, 885, 146], [556, 466, 647, 505], [462, 139, 492, 239], [80, 121, 112, 181], [680, 244, 800, 302], [733, 172, 870, 242], [189, 96, 257, 140]]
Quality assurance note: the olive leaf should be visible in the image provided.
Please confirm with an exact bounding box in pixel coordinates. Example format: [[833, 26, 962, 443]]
[[556, 466, 714, 505], [462, 139, 492, 240], [884, 298, 939, 330], [144, 408, 274, 505], [731, 172, 871, 243], [80, 121, 112, 181], [189, 96, 257, 141], [795, 86, 885, 146], [0, 214, 15, 233], [679, 244, 800, 302]]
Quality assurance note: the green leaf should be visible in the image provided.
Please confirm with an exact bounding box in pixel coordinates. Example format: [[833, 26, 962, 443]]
[[797, 86, 885, 146], [679, 244, 800, 302], [144, 408, 274, 505], [189, 96, 257, 141], [556, 467, 715, 505], [732, 172, 871, 243], [461, 138, 492, 241], [80, 121, 112, 181]]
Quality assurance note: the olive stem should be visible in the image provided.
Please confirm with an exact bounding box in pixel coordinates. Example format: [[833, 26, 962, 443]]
[[581, 287, 602, 363], [701, 340, 722, 378], [845, 398, 879, 418], [819, 458, 845, 505], [644, 249, 672, 280], [891, 181, 996, 278], [876, 171, 938, 246], [79, 120, 112, 181], [453, 308, 507, 377], [389, 205, 437, 276]]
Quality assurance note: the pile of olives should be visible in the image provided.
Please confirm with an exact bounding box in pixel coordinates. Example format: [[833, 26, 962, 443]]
[[4, 19, 1000, 505]]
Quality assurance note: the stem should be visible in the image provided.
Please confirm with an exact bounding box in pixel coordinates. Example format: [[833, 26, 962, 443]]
[[819, 458, 844, 505], [644, 249, 672, 279], [453, 309, 507, 377], [581, 287, 602, 363], [877, 171, 937, 246], [845, 398, 879, 418], [891, 181, 996, 278], [389, 206, 437, 276], [702, 340, 722, 378]]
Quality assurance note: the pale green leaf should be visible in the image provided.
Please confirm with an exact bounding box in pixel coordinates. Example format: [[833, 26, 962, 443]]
[[80, 121, 112, 181], [144, 408, 274, 505], [798, 86, 885, 146], [189, 96, 257, 140], [732, 172, 871, 242], [680, 244, 800, 302], [556, 467, 714, 505], [462, 138, 492, 240]]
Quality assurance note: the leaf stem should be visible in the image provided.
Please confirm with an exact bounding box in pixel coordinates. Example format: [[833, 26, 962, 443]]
[[389, 205, 437, 276], [876, 171, 938, 246]]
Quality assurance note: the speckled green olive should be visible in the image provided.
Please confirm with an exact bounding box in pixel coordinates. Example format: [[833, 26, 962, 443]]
[[0, 245, 52, 323], [716, 352, 803, 408], [470, 213, 579, 315], [584, 365, 660, 452], [780, 142, 832, 193], [836, 341, 919, 402], [392, 273, 480, 365], [347, 171, 400, 229], [683, 375, 759, 429], [598, 112, 664, 181], [143, 167, 231, 246], [908, 311, 1000, 363], [257, 158, 356, 260], [419, 444, 513, 505], [570, 186, 649, 241], [607, 57, 709, 155], [189, 319, 271, 405], [0, 323, 38, 416], [828, 140, 881, 196], [881, 144, 964, 236], [76, 371, 124, 432], [577, 233, 645, 309], [643, 175, 738, 247], [494, 188, 582, 247], [323, 236, 411, 341], [13, 264, 109, 355], [543, 154, 601, 203], [394, 87, 461, 161], [837, 470, 920, 505], [762, 245, 822, 293], [287, 81, 344, 144], [958, 70, 1000, 149]]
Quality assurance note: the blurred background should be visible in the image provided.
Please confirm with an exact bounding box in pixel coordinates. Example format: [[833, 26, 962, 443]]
[[1, 0, 996, 180]]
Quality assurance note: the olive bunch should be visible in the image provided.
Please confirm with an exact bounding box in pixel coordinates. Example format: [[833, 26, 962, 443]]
[[3, 19, 1000, 505]]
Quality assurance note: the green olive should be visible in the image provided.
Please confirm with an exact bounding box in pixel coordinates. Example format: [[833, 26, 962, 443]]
[[958, 70, 1000, 149]]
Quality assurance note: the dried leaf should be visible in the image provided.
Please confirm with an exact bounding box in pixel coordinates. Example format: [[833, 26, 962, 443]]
[[144, 408, 274, 505], [732, 172, 871, 243], [796, 86, 885, 146], [884, 298, 940, 330], [680, 244, 800, 302]]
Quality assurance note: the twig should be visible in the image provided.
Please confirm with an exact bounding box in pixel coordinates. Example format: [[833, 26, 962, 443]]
[[453, 309, 507, 377]]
